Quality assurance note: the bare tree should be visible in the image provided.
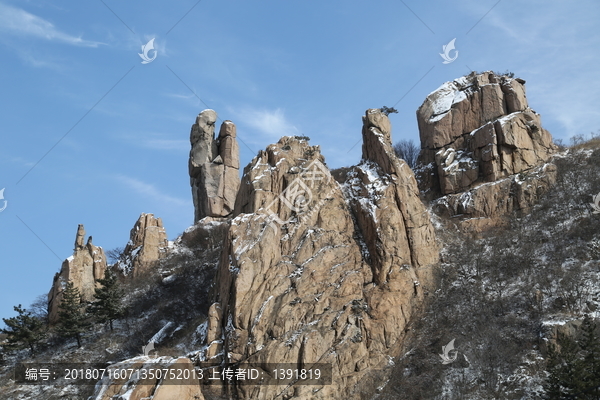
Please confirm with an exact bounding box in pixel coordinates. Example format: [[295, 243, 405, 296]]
[[29, 294, 49, 324], [106, 246, 124, 265], [393, 139, 420, 169]]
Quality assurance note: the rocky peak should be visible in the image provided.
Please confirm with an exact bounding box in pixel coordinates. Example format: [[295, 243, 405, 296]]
[[199, 113, 439, 398], [189, 110, 240, 222], [354, 109, 439, 283], [189, 109, 217, 166], [233, 135, 324, 217], [416, 71, 557, 230], [74, 224, 85, 249], [115, 213, 168, 278], [361, 108, 394, 174], [48, 225, 106, 324]]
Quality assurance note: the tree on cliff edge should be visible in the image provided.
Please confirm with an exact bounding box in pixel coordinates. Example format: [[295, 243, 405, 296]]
[[87, 269, 125, 331], [393, 139, 420, 170], [1, 305, 46, 354], [56, 281, 89, 347]]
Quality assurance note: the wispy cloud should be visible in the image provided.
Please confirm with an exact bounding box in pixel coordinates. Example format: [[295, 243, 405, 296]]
[[115, 175, 189, 207], [235, 108, 299, 140], [141, 138, 189, 152], [459, 0, 600, 139], [0, 2, 103, 47], [114, 130, 190, 153], [165, 92, 197, 101]]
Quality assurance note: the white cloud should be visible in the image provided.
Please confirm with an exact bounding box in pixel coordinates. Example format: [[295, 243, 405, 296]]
[[235, 108, 299, 140], [0, 2, 103, 47], [115, 175, 189, 207]]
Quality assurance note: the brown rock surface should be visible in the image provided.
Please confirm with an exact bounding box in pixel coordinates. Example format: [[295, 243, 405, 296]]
[[431, 163, 557, 230], [116, 213, 168, 278], [201, 111, 439, 399], [416, 71, 557, 229], [190, 110, 241, 222], [48, 225, 106, 324]]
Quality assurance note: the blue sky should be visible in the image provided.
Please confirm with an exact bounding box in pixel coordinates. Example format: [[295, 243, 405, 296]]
[[1, 0, 599, 322]]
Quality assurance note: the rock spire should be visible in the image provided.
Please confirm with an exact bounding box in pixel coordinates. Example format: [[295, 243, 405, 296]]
[[115, 213, 168, 277], [48, 225, 106, 324], [189, 109, 240, 222]]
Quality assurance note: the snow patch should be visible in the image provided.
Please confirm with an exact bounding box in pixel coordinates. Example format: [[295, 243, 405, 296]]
[[149, 321, 173, 344], [427, 78, 472, 123]]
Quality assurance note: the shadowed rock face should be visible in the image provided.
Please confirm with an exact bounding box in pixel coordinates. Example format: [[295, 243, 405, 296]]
[[201, 110, 439, 399], [48, 225, 106, 324], [416, 71, 557, 230], [189, 109, 240, 222], [115, 213, 168, 278]]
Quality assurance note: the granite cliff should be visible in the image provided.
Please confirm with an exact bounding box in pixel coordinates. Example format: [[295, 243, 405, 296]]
[[197, 109, 439, 399], [416, 71, 557, 230]]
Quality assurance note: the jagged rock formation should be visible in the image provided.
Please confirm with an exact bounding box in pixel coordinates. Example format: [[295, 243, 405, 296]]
[[416, 71, 557, 229], [201, 109, 439, 399], [353, 110, 439, 285], [116, 213, 168, 278], [48, 225, 106, 324], [189, 109, 240, 222]]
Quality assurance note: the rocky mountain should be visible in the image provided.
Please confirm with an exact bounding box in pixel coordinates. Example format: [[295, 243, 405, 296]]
[[4, 72, 599, 400], [198, 108, 439, 399], [68, 108, 440, 400]]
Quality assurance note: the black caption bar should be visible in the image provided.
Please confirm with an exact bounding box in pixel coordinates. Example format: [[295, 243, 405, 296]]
[[15, 362, 332, 386]]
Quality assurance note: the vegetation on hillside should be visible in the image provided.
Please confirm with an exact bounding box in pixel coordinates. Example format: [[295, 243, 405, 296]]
[[380, 137, 600, 399]]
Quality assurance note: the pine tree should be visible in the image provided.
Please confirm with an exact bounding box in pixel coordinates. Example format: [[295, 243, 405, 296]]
[[544, 344, 563, 399], [380, 106, 398, 116], [544, 318, 600, 399], [56, 281, 89, 347], [87, 269, 125, 331], [579, 315, 600, 399], [559, 333, 585, 398], [1, 305, 46, 354]]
